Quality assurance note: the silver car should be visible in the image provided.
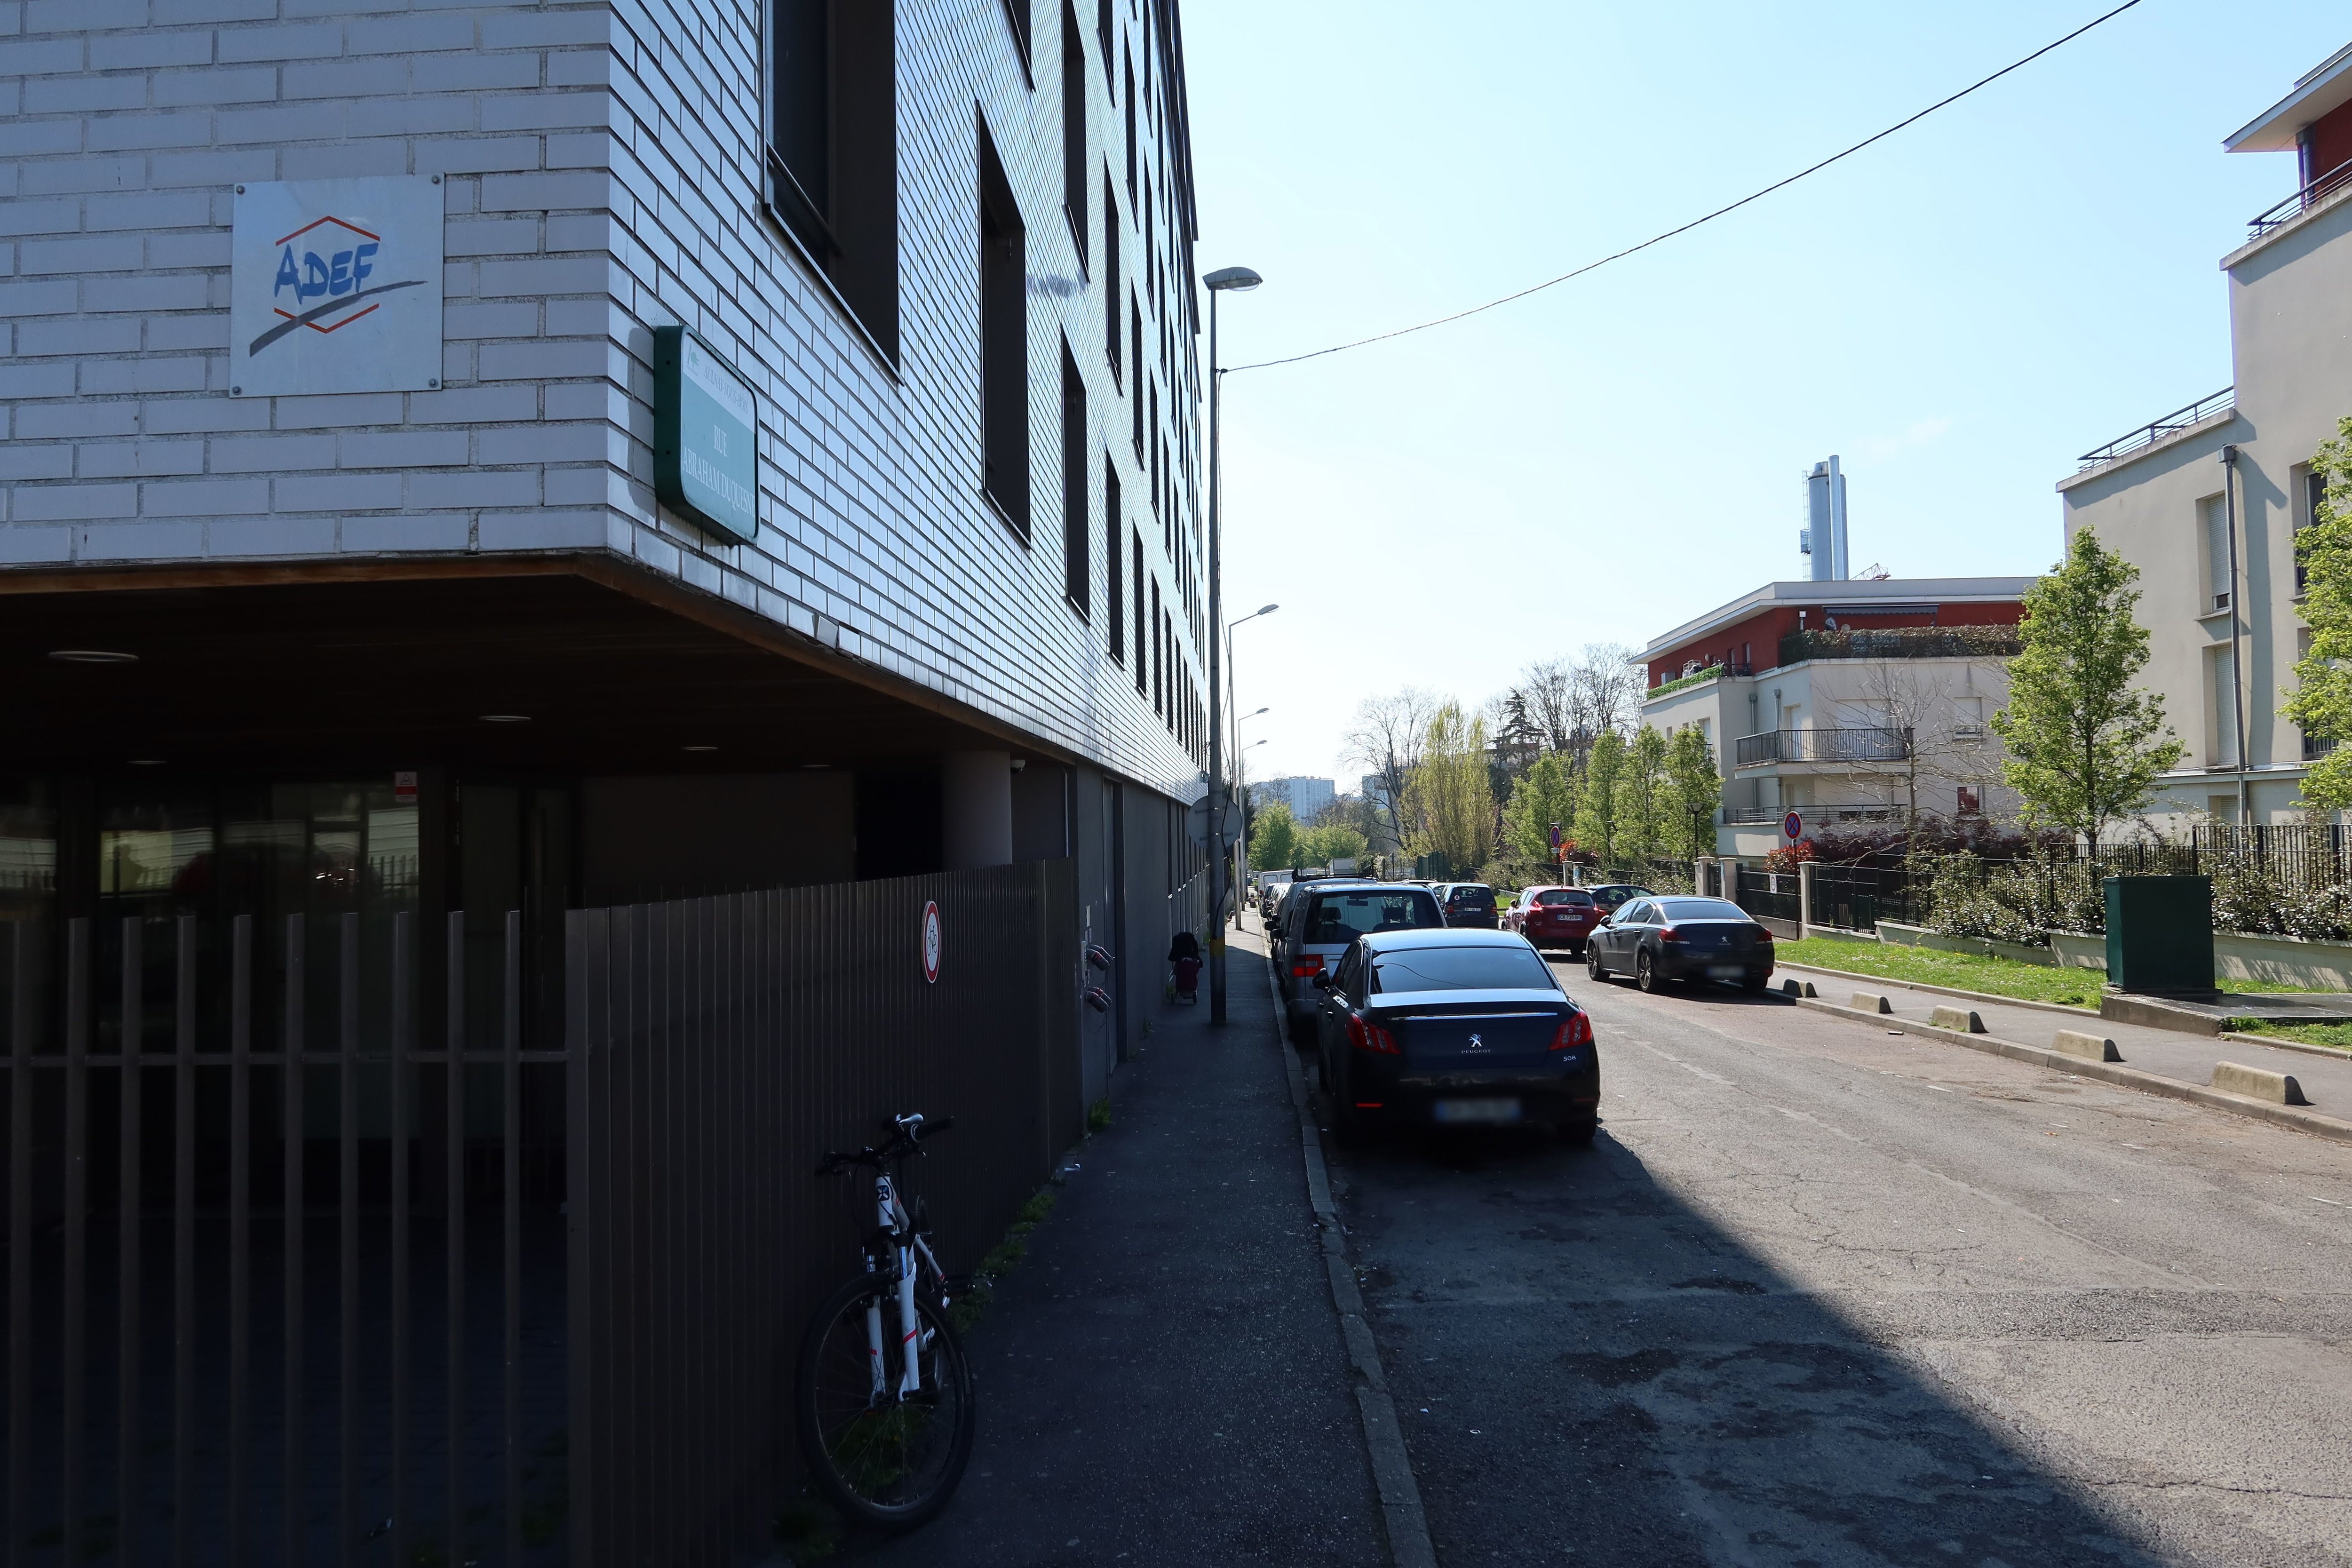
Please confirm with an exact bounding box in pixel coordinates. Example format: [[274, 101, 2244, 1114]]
[[1276, 881, 1444, 1044]]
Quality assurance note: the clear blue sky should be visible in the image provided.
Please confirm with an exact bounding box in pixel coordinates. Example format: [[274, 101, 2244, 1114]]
[[1185, 0, 2347, 791]]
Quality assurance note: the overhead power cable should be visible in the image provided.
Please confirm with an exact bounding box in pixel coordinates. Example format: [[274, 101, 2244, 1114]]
[[1227, 0, 2147, 374]]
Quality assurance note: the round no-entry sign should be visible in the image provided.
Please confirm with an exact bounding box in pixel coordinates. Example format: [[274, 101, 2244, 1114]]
[[921, 900, 942, 984], [1783, 811, 1804, 843]]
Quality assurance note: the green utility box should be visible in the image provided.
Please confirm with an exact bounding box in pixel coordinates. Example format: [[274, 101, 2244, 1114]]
[[2102, 876, 2214, 995]]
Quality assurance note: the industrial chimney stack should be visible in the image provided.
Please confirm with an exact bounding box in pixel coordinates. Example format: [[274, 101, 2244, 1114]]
[[1800, 456, 1849, 581]]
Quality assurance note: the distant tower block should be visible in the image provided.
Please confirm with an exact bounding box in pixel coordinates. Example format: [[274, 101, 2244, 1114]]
[[1804, 456, 1849, 581]]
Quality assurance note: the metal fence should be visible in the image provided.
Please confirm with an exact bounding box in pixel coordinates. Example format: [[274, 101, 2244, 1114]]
[[564, 862, 1079, 1565], [2, 859, 1083, 1566], [1729, 867, 1799, 926]]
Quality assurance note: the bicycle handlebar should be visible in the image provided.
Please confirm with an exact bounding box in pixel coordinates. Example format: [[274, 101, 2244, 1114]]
[[814, 1113, 953, 1176]]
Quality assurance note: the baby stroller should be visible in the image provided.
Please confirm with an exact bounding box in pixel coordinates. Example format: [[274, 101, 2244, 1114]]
[[1167, 930, 1203, 1004]]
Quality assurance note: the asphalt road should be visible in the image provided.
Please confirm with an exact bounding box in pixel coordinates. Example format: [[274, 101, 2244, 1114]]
[[1319, 960, 2352, 1567]]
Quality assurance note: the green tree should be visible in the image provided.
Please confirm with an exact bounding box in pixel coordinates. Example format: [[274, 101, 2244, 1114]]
[[1296, 822, 1368, 868], [2287, 417, 2352, 807], [1622, 727, 1669, 860], [1401, 703, 1495, 870], [1990, 529, 2185, 843], [1662, 726, 1723, 858], [1248, 800, 1300, 870], [1575, 730, 1628, 865], [1501, 751, 1581, 871]]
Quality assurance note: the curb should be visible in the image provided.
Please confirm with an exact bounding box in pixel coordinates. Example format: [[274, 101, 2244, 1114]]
[[1796, 996, 2352, 1146], [1773, 961, 2101, 1020], [1258, 947, 1437, 1568]]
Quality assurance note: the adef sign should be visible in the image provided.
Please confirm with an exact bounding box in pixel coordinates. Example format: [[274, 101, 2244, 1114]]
[[230, 176, 444, 397]]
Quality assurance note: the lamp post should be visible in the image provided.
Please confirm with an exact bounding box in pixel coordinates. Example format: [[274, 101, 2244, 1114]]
[[1203, 263, 1262, 1026], [1224, 616, 1276, 931]]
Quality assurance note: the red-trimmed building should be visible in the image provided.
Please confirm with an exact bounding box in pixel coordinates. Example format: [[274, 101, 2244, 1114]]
[[1639, 577, 2033, 857]]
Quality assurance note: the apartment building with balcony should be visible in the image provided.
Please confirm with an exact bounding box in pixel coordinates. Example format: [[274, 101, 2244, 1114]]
[[2057, 41, 2352, 827], [0, 0, 1216, 1087], [1639, 576, 2030, 857]]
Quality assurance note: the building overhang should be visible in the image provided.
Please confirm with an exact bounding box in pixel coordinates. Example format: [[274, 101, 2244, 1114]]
[[1638, 577, 2036, 663], [0, 555, 1077, 776], [2225, 41, 2352, 153]]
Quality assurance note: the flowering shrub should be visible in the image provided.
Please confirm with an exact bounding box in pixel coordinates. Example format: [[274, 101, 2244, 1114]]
[[1922, 844, 2352, 945]]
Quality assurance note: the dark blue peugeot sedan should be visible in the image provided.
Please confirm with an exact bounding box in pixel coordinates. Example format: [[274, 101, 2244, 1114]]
[[1311, 927, 1598, 1145]]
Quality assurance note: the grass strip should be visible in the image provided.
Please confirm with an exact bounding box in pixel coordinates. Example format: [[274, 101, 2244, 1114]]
[[2223, 1019, 2352, 1053], [1773, 938, 2105, 1008]]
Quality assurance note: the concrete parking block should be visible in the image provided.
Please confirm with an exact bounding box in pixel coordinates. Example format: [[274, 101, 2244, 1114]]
[[1851, 990, 1893, 1014], [1930, 1005, 1986, 1034], [2212, 1060, 2311, 1106], [2054, 1029, 2125, 1063]]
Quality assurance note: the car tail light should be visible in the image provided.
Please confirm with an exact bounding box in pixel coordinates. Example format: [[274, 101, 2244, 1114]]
[[1291, 956, 1325, 978], [1657, 926, 1681, 943], [1345, 1013, 1400, 1055], [1753, 924, 1773, 942], [1549, 1011, 1594, 1051]]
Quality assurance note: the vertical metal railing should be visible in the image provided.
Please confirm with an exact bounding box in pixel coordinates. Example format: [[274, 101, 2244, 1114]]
[[0, 907, 561, 1565]]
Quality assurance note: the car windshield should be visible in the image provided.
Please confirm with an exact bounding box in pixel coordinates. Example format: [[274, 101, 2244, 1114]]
[[1534, 890, 1592, 907], [1592, 885, 1652, 908], [1657, 898, 1751, 922], [1450, 887, 1493, 905], [1371, 944, 1556, 993], [1302, 890, 1442, 945]]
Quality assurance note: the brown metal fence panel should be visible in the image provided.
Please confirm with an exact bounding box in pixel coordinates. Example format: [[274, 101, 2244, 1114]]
[[0, 910, 567, 1568], [563, 858, 1081, 1568], [2, 857, 1082, 1566]]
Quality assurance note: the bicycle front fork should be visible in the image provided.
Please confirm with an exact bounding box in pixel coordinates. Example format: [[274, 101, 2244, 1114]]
[[863, 1247, 926, 1401]]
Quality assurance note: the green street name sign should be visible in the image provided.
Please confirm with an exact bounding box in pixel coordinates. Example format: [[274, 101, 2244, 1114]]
[[654, 325, 758, 545]]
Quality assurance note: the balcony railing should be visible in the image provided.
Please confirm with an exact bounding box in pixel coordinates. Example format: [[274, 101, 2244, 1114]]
[[1734, 726, 1912, 769], [2249, 156, 2352, 242], [1778, 628, 2022, 666], [2076, 387, 2235, 472]]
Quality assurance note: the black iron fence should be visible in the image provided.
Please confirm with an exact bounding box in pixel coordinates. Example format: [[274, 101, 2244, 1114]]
[[1729, 867, 1799, 925], [2, 859, 1083, 1566]]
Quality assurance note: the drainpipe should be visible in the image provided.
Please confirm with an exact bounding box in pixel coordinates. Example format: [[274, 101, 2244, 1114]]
[[2223, 446, 2251, 824]]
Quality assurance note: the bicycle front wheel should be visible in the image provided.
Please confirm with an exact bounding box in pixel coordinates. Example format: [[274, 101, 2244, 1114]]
[[794, 1271, 976, 1532]]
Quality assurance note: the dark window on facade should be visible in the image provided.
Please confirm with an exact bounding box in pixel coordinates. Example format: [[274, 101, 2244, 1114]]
[[1106, 460, 1124, 660], [978, 126, 1029, 536], [1061, 5, 1086, 263], [1061, 343, 1088, 613], [1132, 532, 1147, 694], [767, 0, 898, 357], [2300, 468, 2327, 594], [1152, 585, 1164, 715], [1103, 175, 1120, 379], [1123, 46, 1136, 199], [1000, 0, 1032, 71], [1097, 0, 1112, 69], [1129, 302, 1144, 458]]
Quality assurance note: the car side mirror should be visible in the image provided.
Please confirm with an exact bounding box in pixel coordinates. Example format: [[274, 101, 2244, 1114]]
[[1311, 972, 1334, 990]]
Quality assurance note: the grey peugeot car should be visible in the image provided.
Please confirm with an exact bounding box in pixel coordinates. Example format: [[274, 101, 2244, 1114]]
[[1585, 894, 1775, 992], [1276, 881, 1445, 1043]]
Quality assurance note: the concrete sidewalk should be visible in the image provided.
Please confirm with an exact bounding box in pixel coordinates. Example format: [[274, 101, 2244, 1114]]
[[1775, 961, 2352, 1112], [846, 933, 1384, 1566]]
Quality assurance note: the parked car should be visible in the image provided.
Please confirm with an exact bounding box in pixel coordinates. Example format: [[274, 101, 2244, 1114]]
[[1438, 883, 1499, 929], [1311, 927, 1598, 1144], [1277, 881, 1445, 1043], [1582, 883, 1655, 914], [1256, 868, 1296, 921], [1585, 895, 1774, 993], [1505, 885, 1602, 954]]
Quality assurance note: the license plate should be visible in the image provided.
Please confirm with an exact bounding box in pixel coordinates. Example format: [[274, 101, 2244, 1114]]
[[1707, 964, 1745, 979], [1432, 1097, 1522, 1125]]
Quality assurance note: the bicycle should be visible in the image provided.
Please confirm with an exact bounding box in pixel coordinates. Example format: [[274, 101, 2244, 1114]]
[[795, 1112, 977, 1531]]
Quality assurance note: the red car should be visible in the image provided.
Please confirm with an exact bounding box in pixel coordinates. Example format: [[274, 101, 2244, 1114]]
[[1506, 885, 1603, 955]]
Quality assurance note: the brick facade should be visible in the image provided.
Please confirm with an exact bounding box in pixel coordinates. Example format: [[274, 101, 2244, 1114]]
[[0, 0, 1208, 799]]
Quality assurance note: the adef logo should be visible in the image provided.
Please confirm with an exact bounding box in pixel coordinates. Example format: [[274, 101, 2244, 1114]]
[[230, 176, 445, 397]]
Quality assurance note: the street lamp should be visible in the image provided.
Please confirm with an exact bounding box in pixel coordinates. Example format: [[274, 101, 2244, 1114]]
[[1204, 264, 1262, 1026], [1223, 609, 1279, 939]]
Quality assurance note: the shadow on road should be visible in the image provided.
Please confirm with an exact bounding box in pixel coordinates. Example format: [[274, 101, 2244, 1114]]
[[1316, 1067, 2166, 1567]]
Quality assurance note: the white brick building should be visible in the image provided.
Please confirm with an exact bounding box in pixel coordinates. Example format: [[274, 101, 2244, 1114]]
[[1, 0, 1214, 1082]]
